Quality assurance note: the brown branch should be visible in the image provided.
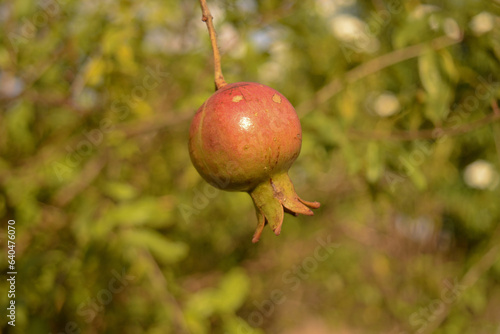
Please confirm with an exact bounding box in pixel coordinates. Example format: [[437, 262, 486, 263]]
[[348, 111, 500, 141], [0, 44, 67, 103], [121, 112, 191, 138], [492, 99, 500, 116], [141, 249, 191, 334], [420, 226, 500, 334], [297, 35, 462, 116], [52, 151, 107, 207], [490, 100, 500, 167], [0, 110, 192, 187], [199, 0, 227, 90]]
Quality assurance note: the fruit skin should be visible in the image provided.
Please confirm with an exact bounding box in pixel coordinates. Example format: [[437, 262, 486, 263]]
[[189, 82, 301, 190], [189, 82, 320, 242]]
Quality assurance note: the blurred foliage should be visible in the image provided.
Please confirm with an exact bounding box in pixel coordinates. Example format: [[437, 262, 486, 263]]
[[1, 0, 500, 333]]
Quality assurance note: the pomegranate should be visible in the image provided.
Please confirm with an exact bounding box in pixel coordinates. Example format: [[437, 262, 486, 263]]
[[189, 82, 320, 242]]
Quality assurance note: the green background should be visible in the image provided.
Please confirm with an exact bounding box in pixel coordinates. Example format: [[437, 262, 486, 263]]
[[1, 0, 500, 333]]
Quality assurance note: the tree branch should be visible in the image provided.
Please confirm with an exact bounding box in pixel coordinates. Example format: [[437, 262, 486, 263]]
[[141, 249, 191, 334], [348, 110, 500, 141], [52, 150, 107, 207], [420, 226, 500, 334], [490, 100, 500, 169], [199, 0, 227, 90], [297, 35, 462, 116]]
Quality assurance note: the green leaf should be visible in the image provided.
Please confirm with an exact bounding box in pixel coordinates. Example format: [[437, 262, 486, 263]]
[[214, 268, 250, 313], [186, 289, 218, 319], [102, 181, 138, 201], [366, 142, 383, 183], [95, 197, 174, 233], [84, 56, 106, 86], [185, 268, 250, 321], [418, 50, 454, 124], [439, 49, 459, 84], [419, 50, 443, 96], [408, 166, 427, 191], [463, 284, 488, 314], [222, 315, 265, 334], [6, 101, 35, 153], [121, 228, 188, 264]]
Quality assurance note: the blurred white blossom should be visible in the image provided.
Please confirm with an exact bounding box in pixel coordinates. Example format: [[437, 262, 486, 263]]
[[464, 160, 499, 190], [411, 4, 441, 20], [444, 18, 461, 40], [330, 14, 365, 41], [315, 0, 356, 18], [371, 92, 400, 117], [469, 12, 495, 35], [330, 14, 379, 53]]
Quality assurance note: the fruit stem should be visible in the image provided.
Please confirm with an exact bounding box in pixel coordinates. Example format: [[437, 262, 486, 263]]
[[198, 0, 227, 91]]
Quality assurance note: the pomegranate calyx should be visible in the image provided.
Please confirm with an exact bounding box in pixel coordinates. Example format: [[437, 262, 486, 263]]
[[250, 172, 320, 243]]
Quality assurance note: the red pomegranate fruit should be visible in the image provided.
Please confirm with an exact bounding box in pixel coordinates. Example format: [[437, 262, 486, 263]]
[[189, 82, 320, 242]]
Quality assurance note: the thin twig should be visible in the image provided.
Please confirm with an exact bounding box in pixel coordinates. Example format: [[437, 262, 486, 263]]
[[198, 0, 227, 90], [141, 249, 191, 334], [490, 100, 500, 172], [420, 229, 500, 334], [120, 111, 192, 138], [492, 100, 500, 116], [0, 110, 191, 186], [52, 151, 107, 206], [297, 35, 462, 116], [348, 111, 500, 141], [0, 44, 67, 103]]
